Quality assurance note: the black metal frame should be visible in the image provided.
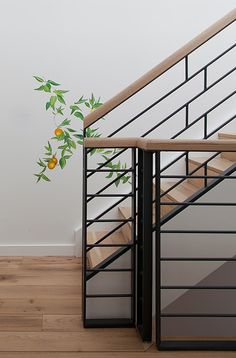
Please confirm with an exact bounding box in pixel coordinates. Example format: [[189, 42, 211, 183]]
[[136, 149, 153, 341], [149, 148, 236, 350], [82, 146, 137, 328], [82, 15, 236, 349]]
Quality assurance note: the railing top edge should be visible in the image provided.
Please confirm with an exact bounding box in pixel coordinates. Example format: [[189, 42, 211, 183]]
[[84, 137, 236, 152], [83, 9, 236, 129]]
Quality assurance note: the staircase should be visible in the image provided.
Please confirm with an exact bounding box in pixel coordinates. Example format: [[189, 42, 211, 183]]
[[82, 9, 236, 350]]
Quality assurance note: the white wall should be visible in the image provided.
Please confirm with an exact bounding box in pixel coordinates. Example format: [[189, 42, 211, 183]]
[[0, 0, 235, 254]]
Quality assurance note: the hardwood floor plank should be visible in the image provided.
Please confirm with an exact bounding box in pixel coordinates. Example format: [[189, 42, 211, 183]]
[[0, 330, 145, 351], [1, 351, 236, 357], [0, 315, 42, 331], [0, 270, 81, 286], [43, 315, 81, 331], [0, 257, 81, 264], [0, 298, 81, 315], [0, 285, 81, 298]]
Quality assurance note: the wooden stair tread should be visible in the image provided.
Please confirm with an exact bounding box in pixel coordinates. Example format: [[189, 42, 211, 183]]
[[161, 181, 197, 203], [189, 156, 234, 173], [218, 132, 236, 140], [87, 231, 128, 268]]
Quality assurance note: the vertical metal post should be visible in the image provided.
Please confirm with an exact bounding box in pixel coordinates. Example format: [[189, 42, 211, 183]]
[[204, 68, 208, 187], [137, 149, 143, 332], [155, 151, 161, 349], [137, 149, 153, 341], [203, 67, 208, 139], [185, 57, 189, 175], [82, 144, 88, 327], [131, 147, 136, 325]]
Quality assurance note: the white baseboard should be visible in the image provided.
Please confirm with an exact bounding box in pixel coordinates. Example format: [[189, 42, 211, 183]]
[[0, 244, 76, 256]]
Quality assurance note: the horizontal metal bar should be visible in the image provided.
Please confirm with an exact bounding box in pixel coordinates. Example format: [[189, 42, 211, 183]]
[[86, 268, 133, 272], [86, 218, 133, 224], [84, 318, 134, 328], [159, 340, 236, 350], [160, 202, 236, 206], [161, 257, 236, 261], [87, 169, 133, 173], [86, 243, 133, 248], [87, 193, 132, 198], [160, 175, 236, 179], [161, 286, 236, 290], [86, 293, 132, 298], [161, 313, 236, 318], [161, 230, 236, 234]]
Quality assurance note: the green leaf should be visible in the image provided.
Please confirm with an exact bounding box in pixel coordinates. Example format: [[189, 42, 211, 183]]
[[122, 176, 130, 184], [69, 140, 76, 149], [33, 76, 44, 83], [115, 178, 120, 187], [35, 85, 45, 91], [70, 105, 80, 115], [48, 80, 60, 86], [67, 128, 76, 133], [90, 148, 96, 156], [43, 84, 51, 92], [41, 174, 51, 182], [74, 111, 84, 120], [34, 174, 41, 183], [74, 133, 83, 139], [50, 96, 57, 109], [54, 89, 68, 95], [57, 95, 66, 104], [59, 118, 71, 127], [76, 96, 87, 104], [106, 172, 113, 179], [46, 102, 51, 110], [93, 102, 103, 109], [37, 159, 46, 168], [59, 157, 66, 169], [85, 102, 90, 108], [56, 106, 64, 115]]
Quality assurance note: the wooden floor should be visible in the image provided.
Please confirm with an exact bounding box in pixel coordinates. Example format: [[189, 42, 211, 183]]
[[0, 256, 234, 358]]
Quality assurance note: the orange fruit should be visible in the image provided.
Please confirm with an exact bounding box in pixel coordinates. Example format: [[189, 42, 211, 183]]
[[51, 156, 58, 165], [48, 161, 56, 170], [54, 128, 63, 136]]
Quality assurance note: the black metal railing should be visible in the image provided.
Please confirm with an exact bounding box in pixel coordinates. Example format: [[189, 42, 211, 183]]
[[82, 14, 236, 339], [82, 147, 137, 328], [137, 147, 236, 349]]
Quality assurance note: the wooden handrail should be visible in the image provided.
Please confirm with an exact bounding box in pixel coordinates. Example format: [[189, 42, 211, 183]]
[[84, 137, 236, 152], [84, 9, 236, 129]]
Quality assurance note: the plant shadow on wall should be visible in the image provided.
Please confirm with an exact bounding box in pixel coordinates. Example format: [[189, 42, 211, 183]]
[[34, 76, 130, 186]]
